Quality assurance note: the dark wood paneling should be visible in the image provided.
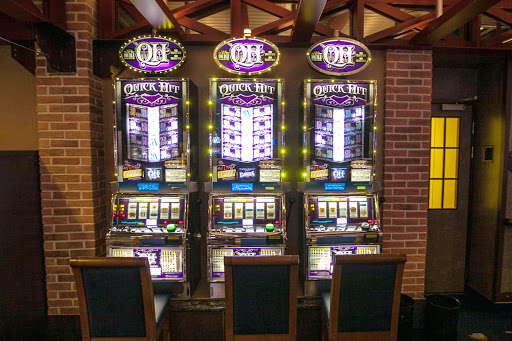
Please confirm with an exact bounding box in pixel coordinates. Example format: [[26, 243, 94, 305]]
[[0, 151, 46, 335]]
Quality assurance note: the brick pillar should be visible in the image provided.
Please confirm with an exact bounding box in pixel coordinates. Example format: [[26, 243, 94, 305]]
[[383, 49, 432, 298], [36, 0, 106, 315]]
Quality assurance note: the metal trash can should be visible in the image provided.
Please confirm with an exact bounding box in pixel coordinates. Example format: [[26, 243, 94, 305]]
[[398, 294, 414, 340], [425, 294, 460, 340]]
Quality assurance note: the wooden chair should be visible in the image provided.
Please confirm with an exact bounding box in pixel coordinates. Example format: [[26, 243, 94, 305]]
[[69, 257, 171, 341], [224, 255, 299, 341], [322, 253, 407, 341]]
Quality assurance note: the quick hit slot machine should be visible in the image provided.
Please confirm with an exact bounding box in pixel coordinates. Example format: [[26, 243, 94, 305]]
[[107, 78, 199, 299], [205, 78, 289, 298], [298, 80, 382, 296]]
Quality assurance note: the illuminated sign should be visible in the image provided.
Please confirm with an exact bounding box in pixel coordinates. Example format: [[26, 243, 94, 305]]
[[218, 164, 237, 180], [324, 183, 346, 191], [239, 168, 256, 181], [307, 38, 371, 75], [123, 169, 143, 179], [145, 167, 162, 181], [213, 37, 280, 75], [260, 169, 281, 182], [351, 168, 372, 182], [218, 169, 236, 179], [311, 168, 328, 179], [331, 167, 347, 181], [119, 36, 186, 73], [138, 183, 159, 191], [231, 183, 254, 192]]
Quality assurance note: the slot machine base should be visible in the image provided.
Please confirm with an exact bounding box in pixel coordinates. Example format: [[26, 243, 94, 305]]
[[209, 282, 226, 299], [154, 281, 192, 300], [304, 280, 331, 297]]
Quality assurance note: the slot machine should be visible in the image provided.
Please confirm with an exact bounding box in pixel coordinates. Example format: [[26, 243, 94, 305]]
[[298, 79, 382, 296], [107, 78, 199, 299], [205, 78, 289, 298]]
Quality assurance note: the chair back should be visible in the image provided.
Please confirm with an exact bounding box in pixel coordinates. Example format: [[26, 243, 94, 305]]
[[70, 257, 158, 341], [224, 255, 299, 341], [329, 253, 407, 341]]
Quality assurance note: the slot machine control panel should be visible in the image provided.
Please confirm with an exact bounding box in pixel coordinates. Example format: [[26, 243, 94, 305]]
[[305, 195, 379, 235], [111, 195, 186, 235], [210, 196, 283, 235]]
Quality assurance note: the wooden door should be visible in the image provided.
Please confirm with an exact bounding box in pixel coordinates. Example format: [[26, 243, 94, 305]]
[[425, 104, 473, 293]]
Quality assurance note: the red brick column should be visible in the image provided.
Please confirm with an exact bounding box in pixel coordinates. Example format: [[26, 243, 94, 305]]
[[383, 49, 432, 298], [36, 0, 106, 315]]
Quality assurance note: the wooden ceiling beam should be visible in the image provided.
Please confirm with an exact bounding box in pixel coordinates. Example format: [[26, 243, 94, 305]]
[[0, 0, 47, 23], [365, 3, 415, 22], [231, 0, 242, 37], [99, 0, 115, 39], [494, 0, 512, 9], [43, 0, 67, 31], [352, 0, 365, 41], [177, 16, 229, 39], [171, 0, 226, 19], [481, 28, 512, 47], [364, 0, 456, 5], [292, 0, 327, 41], [110, 20, 151, 39], [468, 15, 481, 44], [411, 0, 502, 44], [486, 7, 512, 26], [251, 15, 294, 36], [243, 0, 291, 18], [365, 11, 436, 43], [323, 0, 352, 17], [119, 1, 146, 22], [129, 0, 184, 37]]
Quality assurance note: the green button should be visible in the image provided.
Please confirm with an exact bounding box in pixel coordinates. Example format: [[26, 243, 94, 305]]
[[167, 224, 176, 232], [266, 224, 274, 232]]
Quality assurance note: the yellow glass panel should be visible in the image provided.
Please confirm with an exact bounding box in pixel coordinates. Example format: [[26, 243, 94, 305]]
[[443, 179, 458, 209], [445, 118, 460, 148], [429, 179, 443, 209], [431, 117, 445, 148], [430, 149, 444, 178], [444, 149, 459, 178]]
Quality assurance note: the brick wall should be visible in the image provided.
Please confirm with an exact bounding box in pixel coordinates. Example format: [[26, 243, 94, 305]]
[[383, 49, 432, 298], [36, 0, 106, 315]]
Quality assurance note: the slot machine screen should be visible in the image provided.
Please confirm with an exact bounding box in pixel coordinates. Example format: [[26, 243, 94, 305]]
[[307, 195, 376, 230], [211, 196, 282, 231], [209, 246, 283, 280], [305, 81, 375, 182], [210, 79, 284, 183], [308, 245, 379, 279], [113, 196, 186, 229], [110, 247, 184, 280], [221, 104, 273, 163], [314, 105, 364, 163], [116, 79, 188, 183]]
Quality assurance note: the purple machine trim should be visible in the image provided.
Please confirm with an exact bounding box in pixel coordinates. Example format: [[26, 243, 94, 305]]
[[213, 37, 280, 75], [119, 36, 186, 73], [307, 38, 371, 76]]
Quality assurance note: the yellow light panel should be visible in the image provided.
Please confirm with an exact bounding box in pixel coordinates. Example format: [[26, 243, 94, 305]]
[[443, 179, 458, 209], [430, 149, 444, 178], [444, 149, 459, 178], [431, 117, 445, 148], [429, 179, 443, 209], [445, 118, 460, 148]]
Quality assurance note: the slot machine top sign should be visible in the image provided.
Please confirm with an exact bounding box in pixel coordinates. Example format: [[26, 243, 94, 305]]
[[307, 38, 371, 76], [120, 36, 186, 73], [214, 37, 280, 75]]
